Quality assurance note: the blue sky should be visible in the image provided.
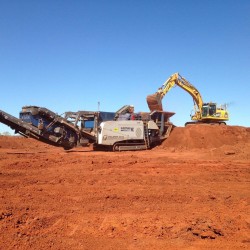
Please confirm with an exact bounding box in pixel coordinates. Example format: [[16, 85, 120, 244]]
[[0, 0, 249, 133]]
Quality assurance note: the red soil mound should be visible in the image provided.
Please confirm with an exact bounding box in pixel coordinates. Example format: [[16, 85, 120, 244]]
[[0, 136, 55, 150], [162, 125, 250, 149]]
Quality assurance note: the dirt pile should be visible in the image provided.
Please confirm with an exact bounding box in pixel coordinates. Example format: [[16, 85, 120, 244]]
[[162, 125, 250, 150], [0, 136, 56, 151]]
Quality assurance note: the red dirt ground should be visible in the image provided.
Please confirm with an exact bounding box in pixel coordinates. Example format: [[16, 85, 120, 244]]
[[0, 125, 250, 249]]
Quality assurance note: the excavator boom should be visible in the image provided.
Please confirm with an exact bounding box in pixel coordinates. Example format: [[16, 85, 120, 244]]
[[147, 73, 203, 113]]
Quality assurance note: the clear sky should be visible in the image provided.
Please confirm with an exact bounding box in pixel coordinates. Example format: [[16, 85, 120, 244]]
[[0, 0, 249, 133]]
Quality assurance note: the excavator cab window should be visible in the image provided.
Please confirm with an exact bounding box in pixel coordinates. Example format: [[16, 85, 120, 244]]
[[208, 104, 216, 116], [202, 104, 216, 117], [202, 105, 209, 117]]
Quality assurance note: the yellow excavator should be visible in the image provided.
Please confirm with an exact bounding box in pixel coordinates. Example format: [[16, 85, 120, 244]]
[[146, 73, 229, 125]]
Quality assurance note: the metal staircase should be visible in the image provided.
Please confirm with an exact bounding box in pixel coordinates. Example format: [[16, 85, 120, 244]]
[[144, 122, 150, 149]]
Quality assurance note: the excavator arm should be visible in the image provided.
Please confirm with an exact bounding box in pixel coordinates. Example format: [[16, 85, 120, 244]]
[[146, 73, 203, 120]]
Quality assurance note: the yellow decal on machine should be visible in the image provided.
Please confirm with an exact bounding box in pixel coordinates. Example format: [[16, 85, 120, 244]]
[[113, 128, 119, 132]]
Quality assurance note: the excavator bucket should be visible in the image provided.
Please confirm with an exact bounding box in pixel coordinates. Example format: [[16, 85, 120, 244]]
[[146, 93, 163, 112]]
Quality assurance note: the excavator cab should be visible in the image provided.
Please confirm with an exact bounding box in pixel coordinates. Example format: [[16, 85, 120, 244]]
[[201, 103, 216, 117], [199, 102, 228, 124]]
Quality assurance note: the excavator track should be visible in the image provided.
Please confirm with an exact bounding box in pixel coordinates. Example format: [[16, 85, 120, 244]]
[[185, 121, 227, 126]]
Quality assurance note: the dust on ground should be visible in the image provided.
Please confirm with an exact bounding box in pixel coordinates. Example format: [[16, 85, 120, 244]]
[[0, 125, 250, 249]]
